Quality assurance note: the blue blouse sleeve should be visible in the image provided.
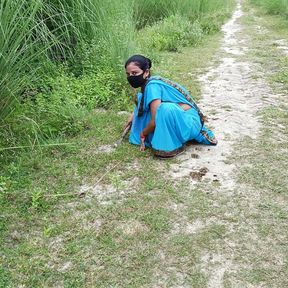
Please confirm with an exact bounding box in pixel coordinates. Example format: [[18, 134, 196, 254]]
[[144, 83, 162, 110]]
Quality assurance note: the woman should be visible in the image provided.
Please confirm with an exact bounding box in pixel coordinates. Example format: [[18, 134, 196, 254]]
[[124, 54, 217, 158]]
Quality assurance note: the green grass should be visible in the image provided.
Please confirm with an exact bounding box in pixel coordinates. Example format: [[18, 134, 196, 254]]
[[242, 2, 288, 92], [0, 155, 218, 286], [4, 1, 288, 286], [250, 0, 288, 18], [134, 0, 235, 29]]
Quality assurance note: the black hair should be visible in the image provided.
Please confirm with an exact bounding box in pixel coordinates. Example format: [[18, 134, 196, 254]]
[[125, 55, 152, 71]]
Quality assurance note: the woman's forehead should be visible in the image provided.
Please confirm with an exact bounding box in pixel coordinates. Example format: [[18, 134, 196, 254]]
[[126, 62, 142, 72]]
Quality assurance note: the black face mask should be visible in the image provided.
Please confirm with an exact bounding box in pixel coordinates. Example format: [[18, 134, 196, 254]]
[[127, 73, 146, 88]]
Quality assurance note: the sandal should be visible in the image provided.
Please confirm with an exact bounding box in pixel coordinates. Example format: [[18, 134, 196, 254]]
[[153, 146, 185, 159]]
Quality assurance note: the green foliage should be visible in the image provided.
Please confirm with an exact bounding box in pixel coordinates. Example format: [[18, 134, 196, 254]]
[[139, 15, 204, 52], [0, 267, 11, 288], [0, 0, 53, 122], [0, 176, 9, 194], [200, 10, 233, 33], [135, 0, 234, 52], [250, 0, 288, 18], [0, 0, 135, 119], [30, 189, 45, 209], [133, 0, 235, 29], [1, 70, 131, 152]]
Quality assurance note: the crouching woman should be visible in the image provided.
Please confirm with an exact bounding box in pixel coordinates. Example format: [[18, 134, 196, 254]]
[[124, 55, 217, 158]]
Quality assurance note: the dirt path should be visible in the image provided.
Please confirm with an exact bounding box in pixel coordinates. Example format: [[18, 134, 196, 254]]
[[170, 0, 276, 190], [167, 0, 285, 287]]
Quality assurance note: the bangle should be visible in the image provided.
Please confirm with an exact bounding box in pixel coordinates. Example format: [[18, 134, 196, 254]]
[[140, 132, 145, 140]]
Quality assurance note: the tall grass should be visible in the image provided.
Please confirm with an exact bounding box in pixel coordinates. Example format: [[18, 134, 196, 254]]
[[0, 0, 135, 121], [0, 0, 53, 121], [134, 0, 234, 30], [250, 0, 288, 18]]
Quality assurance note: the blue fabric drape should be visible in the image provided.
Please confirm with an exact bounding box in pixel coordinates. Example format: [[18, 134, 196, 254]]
[[129, 76, 216, 152]]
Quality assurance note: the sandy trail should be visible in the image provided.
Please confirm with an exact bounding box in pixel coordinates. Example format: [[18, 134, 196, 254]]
[[170, 0, 276, 191], [168, 1, 283, 286]]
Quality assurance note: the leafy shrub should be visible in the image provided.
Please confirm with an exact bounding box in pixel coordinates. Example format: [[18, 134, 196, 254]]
[[138, 15, 204, 52], [0, 69, 130, 151]]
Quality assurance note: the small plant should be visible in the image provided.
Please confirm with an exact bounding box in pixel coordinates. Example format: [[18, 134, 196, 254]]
[[43, 226, 53, 238], [31, 189, 44, 209], [0, 176, 9, 194]]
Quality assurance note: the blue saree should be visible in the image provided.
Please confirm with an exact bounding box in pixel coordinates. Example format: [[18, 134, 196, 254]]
[[129, 76, 217, 153]]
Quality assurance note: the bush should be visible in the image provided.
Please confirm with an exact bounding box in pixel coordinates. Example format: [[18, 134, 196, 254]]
[[138, 15, 204, 52], [0, 67, 133, 152]]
